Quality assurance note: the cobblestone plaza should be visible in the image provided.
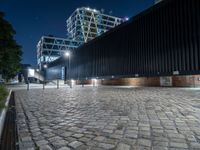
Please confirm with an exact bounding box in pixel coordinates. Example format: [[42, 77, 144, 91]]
[[15, 86, 200, 150]]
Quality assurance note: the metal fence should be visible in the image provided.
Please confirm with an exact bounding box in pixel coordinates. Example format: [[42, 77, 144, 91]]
[[0, 92, 18, 150]]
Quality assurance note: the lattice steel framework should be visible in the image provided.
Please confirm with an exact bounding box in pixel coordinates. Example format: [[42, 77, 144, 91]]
[[37, 36, 81, 69], [66, 7, 124, 43]]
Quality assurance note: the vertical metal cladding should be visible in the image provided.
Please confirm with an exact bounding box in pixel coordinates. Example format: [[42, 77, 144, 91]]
[[69, 0, 200, 80]]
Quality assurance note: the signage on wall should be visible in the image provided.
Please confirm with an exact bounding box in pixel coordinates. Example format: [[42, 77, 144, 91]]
[[173, 71, 179, 75], [160, 77, 172, 87]]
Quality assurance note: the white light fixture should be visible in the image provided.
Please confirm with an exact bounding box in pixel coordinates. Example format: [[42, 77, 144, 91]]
[[65, 51, 70, 57], [93, 9, 97, 12], [43, 64, 47, 68], [125, 17, 129, 21]]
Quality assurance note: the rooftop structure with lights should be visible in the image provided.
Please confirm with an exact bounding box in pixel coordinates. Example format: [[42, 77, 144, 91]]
[[37, 7, 124, 69], [155, 0, 163, 4], [66, 7, 125, 43]]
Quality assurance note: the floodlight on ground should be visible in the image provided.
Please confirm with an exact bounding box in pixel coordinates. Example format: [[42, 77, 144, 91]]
[[71, 79, 75, 85], [92, 78, 98, 86]]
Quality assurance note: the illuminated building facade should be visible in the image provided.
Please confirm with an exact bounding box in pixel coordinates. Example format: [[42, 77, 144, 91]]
[[37, 7, 124, 69], [37, 36, 81, 69], [66, 7, 124, 43]]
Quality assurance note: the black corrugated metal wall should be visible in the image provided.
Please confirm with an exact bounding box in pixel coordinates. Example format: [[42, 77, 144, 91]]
[[48, 0, 200, 80], [69, 0, 200, 80]]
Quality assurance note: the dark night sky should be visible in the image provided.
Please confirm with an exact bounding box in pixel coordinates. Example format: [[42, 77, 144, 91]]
[[0, 0, 154, 66]]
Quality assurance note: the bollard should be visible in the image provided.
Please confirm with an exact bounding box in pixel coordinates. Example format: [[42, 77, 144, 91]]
[[57, 80, 59, 89], [70, 81, 72, 88], [27, 82, 29, 91], [93, 81, 95, 87]]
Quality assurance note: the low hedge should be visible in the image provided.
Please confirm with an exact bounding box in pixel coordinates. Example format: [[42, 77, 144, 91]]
[[0, 85, 8, 110]]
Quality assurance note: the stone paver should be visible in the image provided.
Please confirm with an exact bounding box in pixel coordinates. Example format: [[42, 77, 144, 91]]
[[15, 86, 200, 149], [116, 143, 131, 150]]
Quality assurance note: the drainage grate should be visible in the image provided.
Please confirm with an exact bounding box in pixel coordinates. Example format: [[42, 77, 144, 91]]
[[0, 92, 19, 150]]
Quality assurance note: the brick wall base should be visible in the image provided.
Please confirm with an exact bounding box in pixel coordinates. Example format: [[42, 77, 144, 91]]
[[75, 75, 200, 87], [101, 77, 160, 87], [172, 75, 200, 87], [76, 80, 92, 85]]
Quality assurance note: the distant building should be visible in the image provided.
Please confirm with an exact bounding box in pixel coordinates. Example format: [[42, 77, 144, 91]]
[[66, 7, 124, 43], [20, 64, 44, 83], [37, 36, 80, 69], [37, 7, 124, 70]]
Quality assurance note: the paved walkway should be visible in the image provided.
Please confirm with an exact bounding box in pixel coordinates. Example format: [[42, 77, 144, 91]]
[[15, 86, 200, 150]]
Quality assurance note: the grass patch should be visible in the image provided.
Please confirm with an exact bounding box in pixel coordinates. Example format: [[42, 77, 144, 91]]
[[0, 85, 8, 110]]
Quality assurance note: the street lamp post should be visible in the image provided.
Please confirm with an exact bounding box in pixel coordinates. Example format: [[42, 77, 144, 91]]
[[43, 64, 47, 90], [64, 65, 67, 85], [64, 51, 72, 88]]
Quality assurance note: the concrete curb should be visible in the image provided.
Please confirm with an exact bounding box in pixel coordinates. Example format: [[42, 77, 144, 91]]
[[0, 90, 12, 139]]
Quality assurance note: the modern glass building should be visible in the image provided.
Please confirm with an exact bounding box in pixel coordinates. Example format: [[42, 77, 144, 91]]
[[66, 7, 124, 43], [37, 7, 124, 70], [37, 36, 81, 69]]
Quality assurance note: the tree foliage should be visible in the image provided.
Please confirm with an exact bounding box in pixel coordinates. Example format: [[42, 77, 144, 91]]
[[0, 85, 8, 110], [0, 11, 22, 80]]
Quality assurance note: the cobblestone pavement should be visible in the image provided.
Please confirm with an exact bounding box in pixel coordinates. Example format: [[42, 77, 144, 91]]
[[15, 86, 200, 150]]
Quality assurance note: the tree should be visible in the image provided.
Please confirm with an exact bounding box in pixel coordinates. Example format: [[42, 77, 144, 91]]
[[0, 11, 22, 80]]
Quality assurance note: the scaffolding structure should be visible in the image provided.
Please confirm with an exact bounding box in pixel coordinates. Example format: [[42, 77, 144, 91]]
[[37, 36, 81, 69], [37, 7, 124, 69], [66, 7, 124, 43]]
